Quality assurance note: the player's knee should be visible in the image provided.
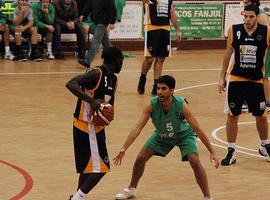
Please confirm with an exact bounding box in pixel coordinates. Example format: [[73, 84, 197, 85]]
[[134, 155, 147, 166], [145, 57, 154, 65], [187, 153, 200, 168]]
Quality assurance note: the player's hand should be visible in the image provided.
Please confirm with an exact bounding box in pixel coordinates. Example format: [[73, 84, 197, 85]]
[[109, 24, 115, 30], [90, 99, 101, 112], [218, 79, 226, 94], [113, 150, 125, 166], [175, 31, 181, 42], [210, 152, 220, 169]]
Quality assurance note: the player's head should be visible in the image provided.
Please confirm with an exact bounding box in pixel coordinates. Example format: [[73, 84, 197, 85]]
[[244, 4, 259, 29], [157, 75, 176, 90], [244, 4, 260, 29], [156, 75, 175, 102], [243, 0, 260, 7], [102, 47, 124, 74]]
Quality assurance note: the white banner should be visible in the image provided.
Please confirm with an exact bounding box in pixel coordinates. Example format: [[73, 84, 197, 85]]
[[110, 2, 143, 39], [224, 4, 243, 37]]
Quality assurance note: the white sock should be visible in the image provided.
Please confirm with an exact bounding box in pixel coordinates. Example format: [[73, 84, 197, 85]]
[[228, 143, 235, 149], [71, 189, 86, 200], [204, 197, 213, 200], [47, 42, 52, 53], [5, 46, 10, 53], [261, 140, 270, 146]]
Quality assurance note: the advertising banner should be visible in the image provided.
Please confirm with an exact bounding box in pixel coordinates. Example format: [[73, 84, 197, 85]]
[[171, 4, 223, 39], [110, 2, 143, 39]]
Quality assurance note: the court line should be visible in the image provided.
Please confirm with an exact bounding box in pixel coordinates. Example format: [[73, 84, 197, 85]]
[[211, 123, 266, 159], [0, 160, 33, 200], [0, 68, 220, 76]]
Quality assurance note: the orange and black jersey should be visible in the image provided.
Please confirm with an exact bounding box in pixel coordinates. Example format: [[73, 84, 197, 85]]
[[229, 24, 269, 81], [73, 65, 117, 122], [145, 0, 172, 30]]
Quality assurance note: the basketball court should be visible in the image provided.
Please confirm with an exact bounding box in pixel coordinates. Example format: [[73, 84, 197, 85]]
[[0, 50, 270, 200]]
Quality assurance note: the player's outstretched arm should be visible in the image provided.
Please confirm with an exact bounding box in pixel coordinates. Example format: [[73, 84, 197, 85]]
[[113, 104, 152, 166], [183, 103, 220, 169]]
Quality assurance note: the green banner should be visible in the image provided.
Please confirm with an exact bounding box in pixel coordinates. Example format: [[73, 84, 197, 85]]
[[171, 4, 224, 39]]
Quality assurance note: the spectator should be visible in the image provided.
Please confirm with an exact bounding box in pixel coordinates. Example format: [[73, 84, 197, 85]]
[[0, 0, 15, 60], [32, 0, 55, 59], [11, 0, 42, 61], [78, 0, 116, 68], [52, 0, 85, 59]]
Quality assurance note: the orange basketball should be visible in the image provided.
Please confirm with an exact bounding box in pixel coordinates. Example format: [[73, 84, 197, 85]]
[[92, 101, 114, 126]]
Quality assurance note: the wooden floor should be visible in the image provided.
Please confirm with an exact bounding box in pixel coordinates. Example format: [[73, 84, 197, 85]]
[[0, 50, 270, 200]]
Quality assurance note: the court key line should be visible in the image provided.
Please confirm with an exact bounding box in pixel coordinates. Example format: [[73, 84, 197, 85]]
[[0, 160, 33, 200]]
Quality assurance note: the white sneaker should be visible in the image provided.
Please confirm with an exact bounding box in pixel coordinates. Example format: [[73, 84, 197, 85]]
[[259, 144, 270, 162], [266, 104, 270, 114], [241, 103, 248, 112], [4, 51, 15, 60], [47, 51, 55, 60], [115, 187, 136, 200]]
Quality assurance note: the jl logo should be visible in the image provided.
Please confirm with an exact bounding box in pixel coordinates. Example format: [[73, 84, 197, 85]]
[[1, 2, 15, 15]]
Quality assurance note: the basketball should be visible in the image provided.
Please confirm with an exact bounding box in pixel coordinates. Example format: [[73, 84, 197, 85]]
[[92, 101, 114, 126]]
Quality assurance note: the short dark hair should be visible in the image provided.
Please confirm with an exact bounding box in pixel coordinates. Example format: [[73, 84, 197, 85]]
[[250, 0, 260, 6], [244, 4, 260, 15], [157, 75, 175, 89], [101, 47, 123, 63]]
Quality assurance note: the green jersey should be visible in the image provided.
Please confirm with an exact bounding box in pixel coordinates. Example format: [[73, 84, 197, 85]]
[[150, 95, 194, 139], [115, 0, 125, 22], [31, 2, 55, 29], [0, 0, 7, 25]]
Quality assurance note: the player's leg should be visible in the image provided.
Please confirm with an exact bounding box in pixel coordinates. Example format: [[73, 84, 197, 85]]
[[137, 56, 154, 95], [246, 82, 270, 162], [71, 127, 109, 200], [222, 81, 244, 165], [151, 29, 170, 96], [187, 153, 212, 200], [115, 147, 155, 200]]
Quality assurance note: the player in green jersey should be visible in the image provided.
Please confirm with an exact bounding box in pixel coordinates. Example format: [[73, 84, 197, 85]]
[[113, 75, 219, 200]]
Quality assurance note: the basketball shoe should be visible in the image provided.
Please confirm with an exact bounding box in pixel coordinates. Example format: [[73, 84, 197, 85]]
[[241, 102, 248, 112], [266, 102, 270, 114], [137, 75, 146, 95], [259, 143, 270, 162], [115, 187, 136, 200], [221, 147, 236, 166], [151, 84, 157, 96]]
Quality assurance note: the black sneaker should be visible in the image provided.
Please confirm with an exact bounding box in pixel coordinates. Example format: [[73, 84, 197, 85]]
[[68, 195, 73, 200], [151, 84, 157, 96], [221, 147, 236, 166], [78, 59, 90, 68], [17, 51, 28, 62], [54, 51, 65, 59], [259, 143, 270, 162], [137, 76, 146, 95], [30, 49, 42, 62]]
